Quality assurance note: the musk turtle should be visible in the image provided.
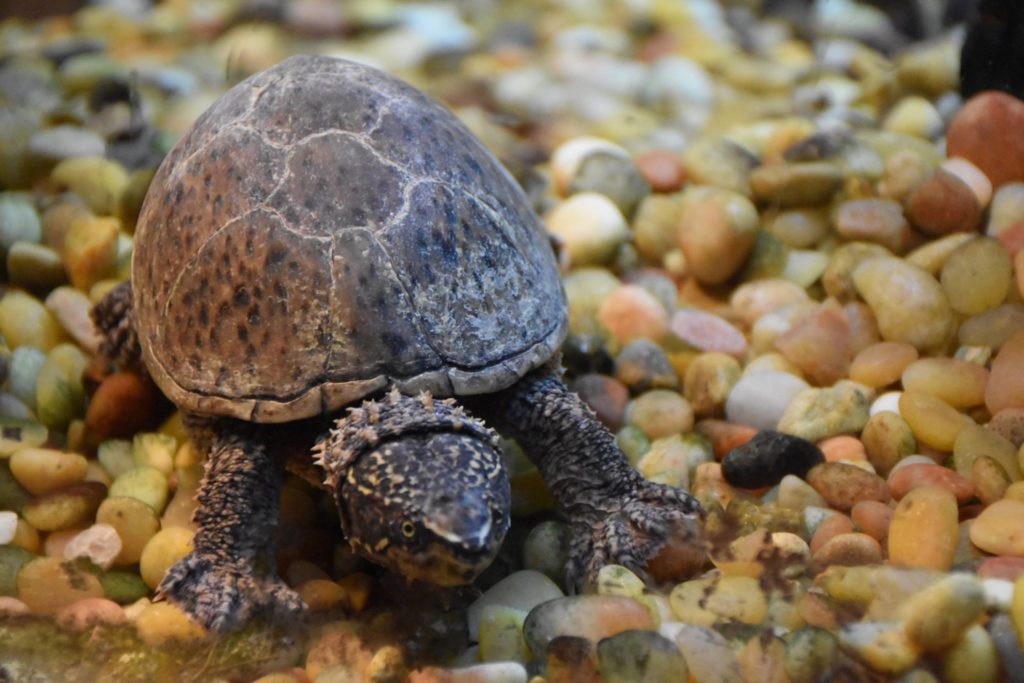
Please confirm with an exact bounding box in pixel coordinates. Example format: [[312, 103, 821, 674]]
[[94, 55, 703, 631]]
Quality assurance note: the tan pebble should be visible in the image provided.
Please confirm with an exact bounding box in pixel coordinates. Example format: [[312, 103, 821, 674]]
[[44, 287, 101, 354], [834, 198, 912, 253], [901, 358, 989, 409], [633, 194, 683, 263], [597, 284, 669, 346], [941, 237, 1013, 315], [845, 301, 882, 353], [16, 556, 104, 614], [56, 597, 126, 630], [861, 411, 917, 476], [888, 463, 975, 504], [774, 305, 852, 386], [669, 576, 767, 627], [626, 390, 694, 440], [796, 590, 838, 629], [677, 187, 759, 285], [985, 330, 1024, 414], [550, 137, 627, 196], [96, 496, 160, 565], [972, 456, 1010, 505], [879, 149, 934, 202], [970, 499, 1024, 556], [670, 310, 746, 358], [777, 474, 828, 511], [739, 633, 789, 683], [989, 182, 1024, 234], [942, 157, 993, 207], [901, 573, 986, 652], [692, 462, 737, 508], [0, 291, 67, 351], [22, 482, 106, 532], [838, 620, 920, 675], [850, 342, 919, 388], [63, 216, 120, 291], [683, 352, 741, 416], [297, 579, 347, 611], [806, 463, 889, 511], [851, 500, 893, 542], [749, 162, 843, 207], [904, 169, 981, 236], [819, 436, 867, 463], [766, 207, 830, 248], [811, 533, 883, 574], [730, 279, 809, 328], [810, 514, 854, 554], [852, 257, 954, 352], [135, 602, 206, 647], [888, 486, 959, 570], [941, 624, 999, 683], [883, 96, 943, 139], [8, 448, 88, 496], [988, 408, 1024, 448], [10, 517, 40, 553], [0, 597, 30, 615], [545, 193, 629, 266], [906, 232, 978, 275], [899, 391, 971, 451], [139, 527, 194, 589]]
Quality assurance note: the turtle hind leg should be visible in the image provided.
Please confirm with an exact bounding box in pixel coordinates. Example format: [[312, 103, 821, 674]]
[[469, 363, 705, 590], [91, 280, 142, 371], [157, 415, 304, 632]]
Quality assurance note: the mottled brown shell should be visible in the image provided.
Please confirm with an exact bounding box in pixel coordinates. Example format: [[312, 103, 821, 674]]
[[132, 55, 566, 422]]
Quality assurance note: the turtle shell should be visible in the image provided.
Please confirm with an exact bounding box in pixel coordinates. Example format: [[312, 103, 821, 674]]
[[132, 55, 566, 423]]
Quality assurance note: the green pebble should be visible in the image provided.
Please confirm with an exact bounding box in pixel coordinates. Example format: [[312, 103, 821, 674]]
[[596, 564, 644, 599], [522, 521, 570, 585], [100, 570, 151, 604], [741, 231, 789, 281], [0, 460, 31, 513], [784, 627, 839, 683], [478, 605, 530, 663], [117, 167, 156, 234], [616, 425, 651, 466], [6, 241, 66, 290], [34, 343, 88, 429], [98, 439, 135, 479], [0, 544, 36, 596], [8, 346, 46, 409], [0, 193, 41, 253], [109, 466, 169, 514], [598, 630, 687, 683]]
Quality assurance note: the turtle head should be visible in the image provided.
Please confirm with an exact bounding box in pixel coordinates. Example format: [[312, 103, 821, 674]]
[[319, 390, 510, 585]]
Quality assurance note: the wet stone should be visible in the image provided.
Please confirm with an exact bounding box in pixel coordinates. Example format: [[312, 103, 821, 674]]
[[568, 150, 651, 216], [777, 384, 870, 444], [613, 339, 679, 392], [722, 430, 824, 489], [597, 630, 687, 683]]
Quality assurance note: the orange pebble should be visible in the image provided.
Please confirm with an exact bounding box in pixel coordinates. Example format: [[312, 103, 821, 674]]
[[818, 436, 868, 463], [810, 514, 854, 555], [850, 500, 893, 542], [887, 463, 976, 504], [696, 419, 758, 459], [634, 149, 686, 193]]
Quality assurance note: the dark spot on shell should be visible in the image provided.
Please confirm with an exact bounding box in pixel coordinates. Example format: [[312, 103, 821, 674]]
[[237, 324, 249, 342], [248, 305, 261, 326], [233, 287, 250, 306], [198, 305, 209, 326]]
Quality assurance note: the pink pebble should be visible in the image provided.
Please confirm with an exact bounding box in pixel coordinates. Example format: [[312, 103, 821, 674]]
[[670, 309, 747, 358]]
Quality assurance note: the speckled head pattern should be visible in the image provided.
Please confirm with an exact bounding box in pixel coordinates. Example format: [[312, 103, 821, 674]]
[[132, 55, 566, 422]]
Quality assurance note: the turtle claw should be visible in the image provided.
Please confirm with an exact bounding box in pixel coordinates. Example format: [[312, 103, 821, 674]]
[[565, 481, 704, 592], [157, 552, 305, 633]]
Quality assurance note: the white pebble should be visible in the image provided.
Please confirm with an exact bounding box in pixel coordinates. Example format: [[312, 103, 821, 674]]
[[467, 569, 563, 641], [725, 370, 810, 431], [983, 578, 1014, 610], [550, 136, 629, 196], [448, 663, 528, 683], [0, 511, 17, 544], [942, 157, 993, 208], [64, 523, 122, 569], [870, 391, 902, 417], [888, 455, 941, 473]]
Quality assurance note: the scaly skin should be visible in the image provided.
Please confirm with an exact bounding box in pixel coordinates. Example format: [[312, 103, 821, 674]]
[[157, 414, 304, 632], [91, 281, 142, 372], [469, 362, 705, 588]]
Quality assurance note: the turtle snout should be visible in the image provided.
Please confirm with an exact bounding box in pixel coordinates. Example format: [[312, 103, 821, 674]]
[[423, 490, 497, 551]]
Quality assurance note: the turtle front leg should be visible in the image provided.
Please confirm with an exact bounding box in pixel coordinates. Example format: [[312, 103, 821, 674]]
[[91, 280, 143, 371], [471, 364, 704, 589], [157, 415, 304, 632]]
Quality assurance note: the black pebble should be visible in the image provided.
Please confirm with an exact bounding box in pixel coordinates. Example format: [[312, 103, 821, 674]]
[[721, 430, 824, 489]]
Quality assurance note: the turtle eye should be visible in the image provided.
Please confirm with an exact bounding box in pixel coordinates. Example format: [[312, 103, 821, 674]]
[[401, 520, 416, 538]]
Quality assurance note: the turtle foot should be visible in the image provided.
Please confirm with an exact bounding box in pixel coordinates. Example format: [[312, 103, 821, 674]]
[[157, 551, 305, 632], [565, 480, 705, 591]]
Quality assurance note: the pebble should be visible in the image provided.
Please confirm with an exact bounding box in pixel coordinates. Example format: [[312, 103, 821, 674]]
[[838, 620, 920, 675], [960, 304, 1024, 349], [906, 233, 978, 275], [853, 256, 954, 352], [888, 464, 975, 504], [637, 435, 694, 489], [550, 137, 628, 196], [85, 372, 165, 443], [989, 182, 1024, 235], [63, 523, 122, 569], [613, 340, 678, 392], [21, 481, 106, 532], [901, 357, 988, 408], [850, 342, 918, 388], [676, 187, 759, 284], [985, 330, 1024, 414], [806, 462, 889, 511], [523, 596, 655, 657], [904, 169, 981, 236], [766, 208, 830, 249], [810, 533, 883, 574], [778, 474, 828, 511], [773, 304, 852, 386], [724, 370, 809, 431], [568, 150, 650, 216], [633, 150, 685, 193], [16, 556, 104, 614], [822, 242, 893, 303], [631, 195, 681, 264], [596, 629, 687, 683], [135, 601, 206, 647], [55, 597, 126, 630], [597, 284, 669, 347], [467, 570, 563, 642], [946, 91, 1024, 188], [777, 384, 870, 443], [971, 499, 1024, 557], [681, 136, 756, 196], [625, 389, 693, 440], [5, 243, 61, 289], [899, 390, 971, 451], [729, 279, 809, 328], [851, 500, 893, 542], [672, 625, 743, 683], [670, 575, 767, 627], [669, 309, 746, 358], [888, 486, 959, 570], [988, 408, 1024, 447], [882, 96, 943, 139], [50, 157, 128, 216], [902, 574, 986, 652], [27, 125, 105, 163], [721, 430, 824, 489], [941, 237, 1013, 315], [988, 614, 1024, 683], [942, 157, 994, 208], [749, 161, 844, 207], [9, 448, 88, 495], [0, 194, 41, 253], [139, 526, 193, 589], [545, 193, 629, 266], [942, 624, 999, 683], [834, 198, 912, 253], [62, 215, 119, 291], [108, 466, 168, 514], [683, 352, 740, 416], [0, 290, 67, 351]]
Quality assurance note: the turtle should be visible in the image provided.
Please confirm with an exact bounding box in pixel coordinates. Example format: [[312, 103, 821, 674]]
[[93, 54, 704, 632]]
